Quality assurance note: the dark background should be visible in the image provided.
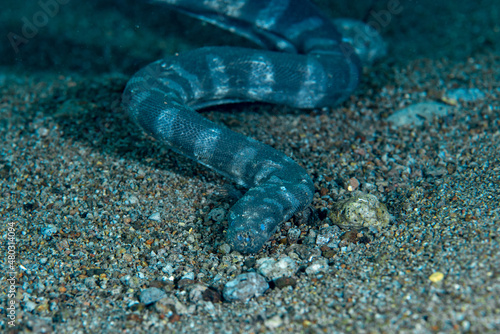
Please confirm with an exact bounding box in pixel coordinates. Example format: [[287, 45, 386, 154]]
[[1, 0, 499, 75]]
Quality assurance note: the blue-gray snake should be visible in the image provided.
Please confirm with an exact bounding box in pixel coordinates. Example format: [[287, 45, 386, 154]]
[[123, 0, 367, 253]]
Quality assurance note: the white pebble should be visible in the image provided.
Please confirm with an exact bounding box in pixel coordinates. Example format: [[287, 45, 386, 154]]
[[41, 225, 58, 237], [37, 127, 49, 137], [264, 315, 283, 330], [24, 301, 36, 312], [125, 195, 139, 205], [181, 272, 195, 280], [148, 212, 161, 222], [387, 102, 451, 128], [223, 272, 269, 302], [306, 259, 328, 275], [257, 257, 297, 280], [140, 287, 167, 305]]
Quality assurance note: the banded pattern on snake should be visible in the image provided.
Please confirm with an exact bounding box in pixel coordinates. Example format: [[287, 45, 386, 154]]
[[123, 0, 371, 253]]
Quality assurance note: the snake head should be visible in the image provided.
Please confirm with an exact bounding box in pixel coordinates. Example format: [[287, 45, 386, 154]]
[[226, 208, 278, 254]]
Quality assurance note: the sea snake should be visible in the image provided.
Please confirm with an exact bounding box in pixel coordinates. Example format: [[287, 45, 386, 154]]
[[123, 0, 378, 253]]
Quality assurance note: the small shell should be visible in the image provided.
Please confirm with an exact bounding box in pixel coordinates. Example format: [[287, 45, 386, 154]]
[[329, 192, 390, 229]]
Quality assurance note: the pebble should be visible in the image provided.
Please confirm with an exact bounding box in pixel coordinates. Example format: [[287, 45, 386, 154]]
[[24, 301, 36, 312], [180, 272, 195, 280], [305, 259, 328, 275], [223, 272, 269, 302], [84, 277, 97, 289], [127, 301, 141, 311], [37, 127, 49, 137], [445, 88, 485, 102], [148, 212, 161, 222], [125, 195, 139, 205], [154, 299, 175, 316], [188, 284, 222, 303], [120, 274, 141, 288], [274, 277, 297, 289], [348, 177, 360, 191], [75, 283, 89, 292], [156, 296, 190, 315], [122, 253, 133, 262], [34, 282, 45, 293], [219, 243, 231, 254], [387, 102, 451, 127], [256, 257, 297, 280], [161, 263, 175, 275], [264, 315, 284, 330], [429, 272, 445, 282], [41, 224, 58, 238], [140, 287, 167, 305]]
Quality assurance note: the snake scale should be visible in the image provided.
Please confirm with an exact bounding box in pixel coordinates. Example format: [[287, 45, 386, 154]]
[[123, 0, 374, 253]]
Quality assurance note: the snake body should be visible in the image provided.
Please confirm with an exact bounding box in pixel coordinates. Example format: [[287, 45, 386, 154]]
[[123, 0, 362, 253]]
